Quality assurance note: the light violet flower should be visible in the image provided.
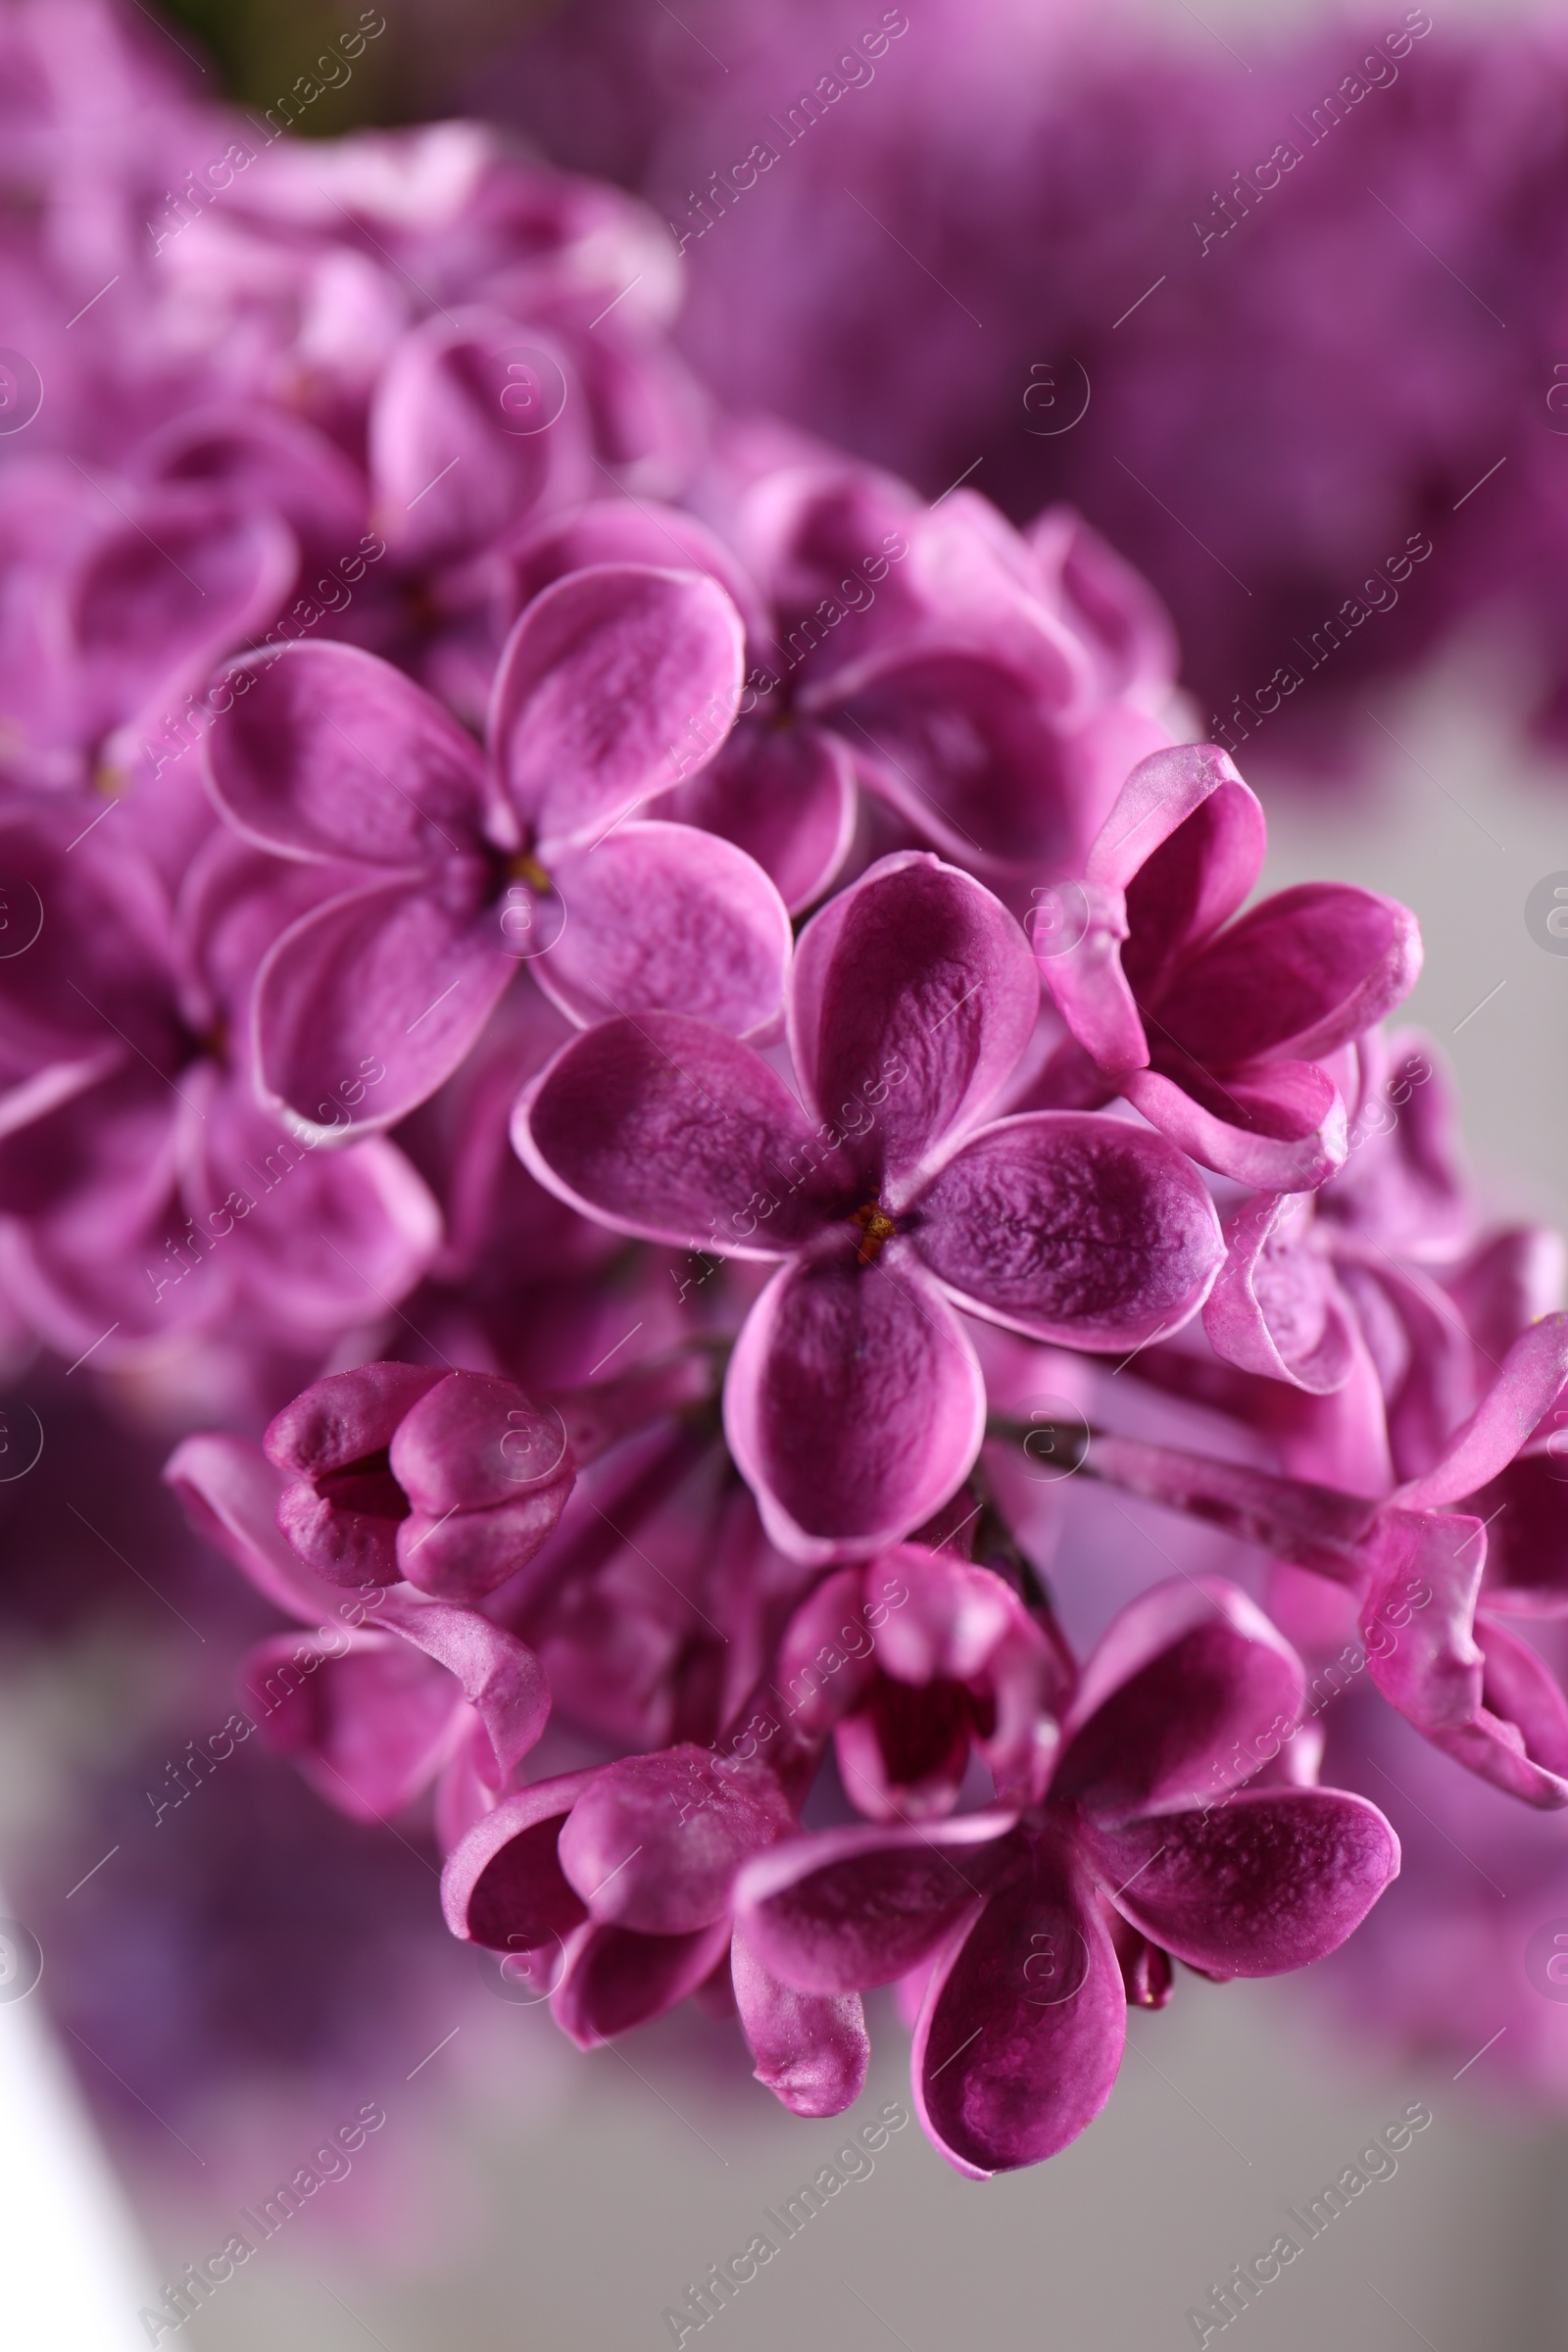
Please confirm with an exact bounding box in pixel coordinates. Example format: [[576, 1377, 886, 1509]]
[[734, 1577, 1398, 2176], [202, 562, 792, 1132], [515, 850, 1224, 1559]]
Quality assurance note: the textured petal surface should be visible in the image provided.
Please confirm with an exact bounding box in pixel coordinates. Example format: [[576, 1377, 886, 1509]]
[[1122, 1063, 1348, 1191], [254, 876, 512, 1134], [731, 1928, 869, 2117], [789, 853, 1039, 1185], [1083, 1788, 1399, 1975], [913, 1111, 1223, 1348], [724, 1244, 987, 1559], [732, 1815, 1018, 1993], [669, 720, 857, 914], [912, 1838, 1126, 2179], [1054, 1578, 1305, 1823], [1152, 884, 1422, 1068], [558, 1747, 794, 1934], [535, 822, 791, 1038], [514, 1011, 827, 1255], [491, 564, 744, 851], [204, 640, 490, 867]]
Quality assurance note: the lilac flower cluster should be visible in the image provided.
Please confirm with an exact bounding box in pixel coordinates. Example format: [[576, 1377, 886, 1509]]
[[6, 0, 1568, 2182]]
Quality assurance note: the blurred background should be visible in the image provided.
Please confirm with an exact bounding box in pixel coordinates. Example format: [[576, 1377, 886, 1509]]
[[9, 0, 1568, 2344]]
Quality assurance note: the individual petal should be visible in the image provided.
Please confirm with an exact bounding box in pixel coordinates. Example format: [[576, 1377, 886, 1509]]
[[825, 654, 1094, 872], [835, 1685, 973, 1824], [1201, 1192, 1357, 1394], [1080, 1787, 1398, 1975], [390, 1371, 570, 1511], [514, 1011, 826, 1256], [369, 311, 589, 567], [667, 720, 857, 914], [490, 564, 744, 852], [376, 1599, 551, 1795], [253, 876, 513, 1134], [912, 1112, 1223, 1349], [164, 1432, 337, 1622], [1032, 879, 1147, 1078], [551, 1917, 735, 2048], [1122, 1063, 1348, 1191], [1151, 884, 1423, 1069], [204, 640, 491, 868], [789, 853, 1039, 1184], [1422, 1617, 1568, 1808], [441, 1772, 599, 1946], [557, 1747, 794, 1934], [912, 1837, 1126, 2178], [1054, 1578, 1305, 1823], [1358, 1507, 1486, 1736], [773, 1567, 883, 1735], [724, 1244, 987, 1561], [732, 1814, 1019, 1994], [1396, 1314, 1568, 1510], [1086, 744, 1264, 973], [532, 821, 791, 1039], [730, 1927, 868, 2118], [240, 1629, 462, 1821]]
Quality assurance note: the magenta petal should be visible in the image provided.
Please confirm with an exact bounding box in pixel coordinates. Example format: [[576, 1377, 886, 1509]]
[[913, 1112, 1223, 1349], [514, 1011, 824, 1255], [163, 1433, 338, 1622], [732, 1814, 1019, 1992], [534, 822, 791, 1039], [1085, 743, 1263, 904], [1122, 1064, 1348, 1191], [827, 655, 1092, 872], [254, 877, 512, 1133], [376, 1599, 551, 1794], [731, 1927, 868, 2118], [1423, 1618, 1568, 1808], [391, 1372, 570, 1511], [1034, 880, 1147, 1077], [240, 1630, 462, 1821], [267, 1362, 446, 1479], [790, 853, 1039, 1182], [1154, 885, 1423, 1068], [724, 1246, 986, 1560], [491, 564, 744, 852], [441, 1773, 599, 1945], [204, 641, 490, 867], [1084, 1788, 1399, 1976], [369, 312, 589, 567], [1359, 1508, 1486, 1735], [1054, 1579, 1305, 1822], [552, 1918, 735, 2048], [1201, 1192, 1356, 1393], [912, 1841, 1126, 2179], [1399, 1314, 1568, 1509], [669, 722, 857, 913], [558, 1748, 794, 1933]]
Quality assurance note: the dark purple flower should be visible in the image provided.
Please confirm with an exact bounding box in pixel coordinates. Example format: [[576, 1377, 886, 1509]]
[[735, 1577, 1398, 2176], [516, 850, 1224, 1558]]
